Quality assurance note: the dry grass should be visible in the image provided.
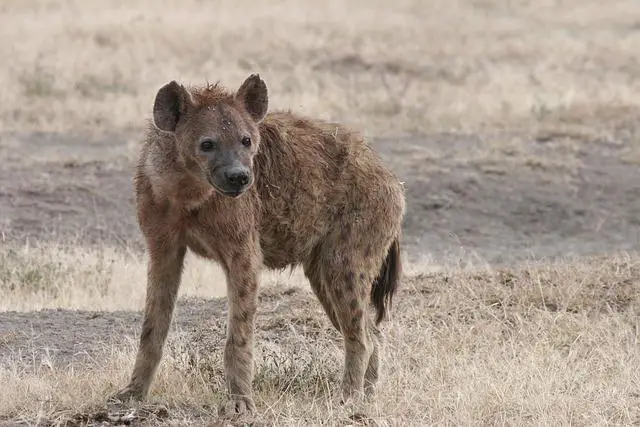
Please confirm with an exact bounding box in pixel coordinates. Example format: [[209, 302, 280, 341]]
[[1, 244, 640, 425], [2, 0, 640, 136], [0, 243, 313, 312]]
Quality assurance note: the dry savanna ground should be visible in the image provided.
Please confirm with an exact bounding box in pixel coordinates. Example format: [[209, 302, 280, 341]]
[[1, 247, 640, 426], [2, 0, 640, 425]]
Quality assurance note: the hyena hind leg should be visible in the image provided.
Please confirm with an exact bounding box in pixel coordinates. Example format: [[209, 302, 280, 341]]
[[364, 323, 381, 399], [323, 267, 376, 404]]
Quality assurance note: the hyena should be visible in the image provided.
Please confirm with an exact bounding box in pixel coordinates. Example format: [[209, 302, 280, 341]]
[[111, 74, 405, 417]]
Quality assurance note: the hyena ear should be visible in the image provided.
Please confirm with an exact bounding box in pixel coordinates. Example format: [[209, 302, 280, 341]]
[[235, 74, 268, 123], [153, 81, 192, 132]]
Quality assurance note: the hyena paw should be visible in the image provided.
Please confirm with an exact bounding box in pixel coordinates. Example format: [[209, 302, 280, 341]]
[[218, 395, 256, 419], [340, 386, 368, 411], [108, 385, 145, 404]]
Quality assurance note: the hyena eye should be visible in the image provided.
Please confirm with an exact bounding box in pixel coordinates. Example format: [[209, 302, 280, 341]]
[[241, 136, 252, 148], [200, 139, 216, 152]]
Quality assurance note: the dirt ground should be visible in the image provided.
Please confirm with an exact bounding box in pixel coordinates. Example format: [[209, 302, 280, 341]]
[[2, 128, 639, 263]]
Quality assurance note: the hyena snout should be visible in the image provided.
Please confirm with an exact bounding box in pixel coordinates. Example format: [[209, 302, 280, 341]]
[[209, 163, 253, 197], [225, 167, 250, 187]]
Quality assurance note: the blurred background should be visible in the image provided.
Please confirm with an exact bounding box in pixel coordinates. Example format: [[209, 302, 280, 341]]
[[1, 0, 639, 264]]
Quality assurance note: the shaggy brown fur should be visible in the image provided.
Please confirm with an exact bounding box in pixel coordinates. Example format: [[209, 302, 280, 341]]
[[110, 74, 406, 417]]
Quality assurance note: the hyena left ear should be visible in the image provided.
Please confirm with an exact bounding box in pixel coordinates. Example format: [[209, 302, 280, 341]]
[[235, 74, 268, 123], [153, 81, 193, 132]]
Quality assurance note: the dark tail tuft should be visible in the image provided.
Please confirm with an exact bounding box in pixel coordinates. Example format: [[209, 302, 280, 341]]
[[371, 238, 401, 325]]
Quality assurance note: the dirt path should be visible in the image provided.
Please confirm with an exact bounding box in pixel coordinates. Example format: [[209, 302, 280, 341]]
[[1, 130, 639, 263], [0, 286, 336, 371]]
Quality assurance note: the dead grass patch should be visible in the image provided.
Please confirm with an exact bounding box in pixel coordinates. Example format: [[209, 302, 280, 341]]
[[0, 243, 310, 312], [1, 244, 639, 425]]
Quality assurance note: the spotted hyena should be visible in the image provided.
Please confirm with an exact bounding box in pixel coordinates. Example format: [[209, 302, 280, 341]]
[[111, 74, 405, 417]]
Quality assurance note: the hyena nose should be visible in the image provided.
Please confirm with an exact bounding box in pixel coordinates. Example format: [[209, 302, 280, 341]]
[[225, 168, 250, 187]]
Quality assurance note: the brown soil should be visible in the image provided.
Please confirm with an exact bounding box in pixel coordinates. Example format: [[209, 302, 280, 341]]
[[1, 130, 639, 263]]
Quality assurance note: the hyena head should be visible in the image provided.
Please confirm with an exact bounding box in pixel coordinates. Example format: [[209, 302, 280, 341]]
[[152, 74, 268, 198]]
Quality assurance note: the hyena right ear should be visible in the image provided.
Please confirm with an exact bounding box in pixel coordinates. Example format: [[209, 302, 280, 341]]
[[235, 74, 268, 123], [153, 81, 192, 132]]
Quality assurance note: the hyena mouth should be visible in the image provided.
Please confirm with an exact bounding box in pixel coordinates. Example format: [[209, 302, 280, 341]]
[[206, 169, 250, 198], [219, 189, 243, 198], [207, 178, 246, 198]]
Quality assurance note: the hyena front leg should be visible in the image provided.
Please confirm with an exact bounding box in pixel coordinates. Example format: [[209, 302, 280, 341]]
[[111, 239, 186, 402], [219, 246, 261, 418]]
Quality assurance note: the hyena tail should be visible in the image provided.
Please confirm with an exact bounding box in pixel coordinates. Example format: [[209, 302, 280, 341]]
[[370, 237, 401, 325]]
